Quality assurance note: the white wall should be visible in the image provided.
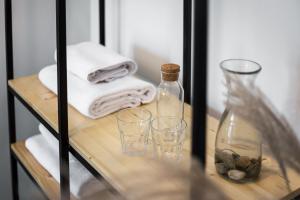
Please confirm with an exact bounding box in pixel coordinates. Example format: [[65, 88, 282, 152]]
[[94, 0, 300, 137], [209, 0, 300, 136], [91, 0, 120, 51], [0, 0, 91, 199], [119, 0, 183, 84], [92, 0, 183, 84]]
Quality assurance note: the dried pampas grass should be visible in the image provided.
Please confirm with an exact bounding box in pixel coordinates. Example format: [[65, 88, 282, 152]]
[[118, 159, 226, 200], [89, 158, 226, 200], [225, 75, 300, 190]]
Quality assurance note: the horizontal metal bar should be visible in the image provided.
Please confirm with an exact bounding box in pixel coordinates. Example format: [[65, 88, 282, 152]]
[[8, 86, 103, 180], [8, 86, 57, 136], [69, 147, 102, 179], [11, 149, 48, 200], [294, 195, 300, 200]]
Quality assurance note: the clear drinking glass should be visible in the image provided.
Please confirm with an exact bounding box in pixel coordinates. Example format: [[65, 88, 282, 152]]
[[215, 59, 262, 183], [117, 108, 152, 156], [151, 117, 187, 161]]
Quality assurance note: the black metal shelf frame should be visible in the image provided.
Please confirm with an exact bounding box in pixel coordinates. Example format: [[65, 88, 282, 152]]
[[4, 0, 207, 199]]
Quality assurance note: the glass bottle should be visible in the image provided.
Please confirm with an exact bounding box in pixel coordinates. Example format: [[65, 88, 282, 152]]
[[215, 59, 262, 183], [156, 63, 184, 119]]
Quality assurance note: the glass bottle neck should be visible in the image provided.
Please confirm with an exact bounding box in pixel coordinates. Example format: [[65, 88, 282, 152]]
[[224, 71, 258, 109], [160, 79, 183, 87], [161, 79, 179, 83], [224, 72, 257, 92]]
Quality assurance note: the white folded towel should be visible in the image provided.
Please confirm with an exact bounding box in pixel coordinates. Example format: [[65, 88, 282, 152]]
[[55, 42, 137, 83], [25, 133, 106, 199], [39, 124, 58, 153], [38, 65, 156, 119]]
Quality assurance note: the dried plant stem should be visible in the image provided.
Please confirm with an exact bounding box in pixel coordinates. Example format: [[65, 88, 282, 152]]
[[226, 75, 300, 191]]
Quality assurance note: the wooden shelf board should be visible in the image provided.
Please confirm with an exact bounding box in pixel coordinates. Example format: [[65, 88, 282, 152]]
[[9, 75, 300, 200], [11, 141, 76, 200], [9, 75, 89, 135], [11, 141, 118, 200]]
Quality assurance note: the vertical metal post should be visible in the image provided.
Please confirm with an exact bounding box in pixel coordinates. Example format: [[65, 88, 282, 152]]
[[183, 0, 192, 104], [99, 0, 105, 45], [4, 0, 19, 199], [56, 0, 70, 199], [191, 0, 208, 166]]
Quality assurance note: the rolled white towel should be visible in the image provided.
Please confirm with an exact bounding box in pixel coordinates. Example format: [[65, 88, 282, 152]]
[[25, 134, 106, 199], [55, 42, 137, 83], [38, 65, 156, 119]]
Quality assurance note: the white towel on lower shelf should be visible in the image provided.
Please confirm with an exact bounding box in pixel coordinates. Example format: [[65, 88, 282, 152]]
[[55, 42, 137, 83], [25, 134, 106, 199], [38, 65, 156, 119], [39, 124, 58, 153]]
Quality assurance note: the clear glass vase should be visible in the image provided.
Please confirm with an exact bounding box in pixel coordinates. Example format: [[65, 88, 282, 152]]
[[215, 59, 262, 183]]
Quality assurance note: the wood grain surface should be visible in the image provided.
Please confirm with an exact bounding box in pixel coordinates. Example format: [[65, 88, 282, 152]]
[[9, 75, 300, 200]]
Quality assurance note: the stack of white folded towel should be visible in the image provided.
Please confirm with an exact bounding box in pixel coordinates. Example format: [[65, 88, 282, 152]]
[[25, 124, 106, 199], [39, 41, 156, 119], [25, 42, 156, 198]]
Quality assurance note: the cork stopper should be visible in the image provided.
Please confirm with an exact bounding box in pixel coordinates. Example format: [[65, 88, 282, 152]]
[[161, 63, 180, 81]]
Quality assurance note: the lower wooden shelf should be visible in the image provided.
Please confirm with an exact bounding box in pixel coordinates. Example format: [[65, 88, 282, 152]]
[[11, 141, 118, 200], [11, 141, 67, 200]]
